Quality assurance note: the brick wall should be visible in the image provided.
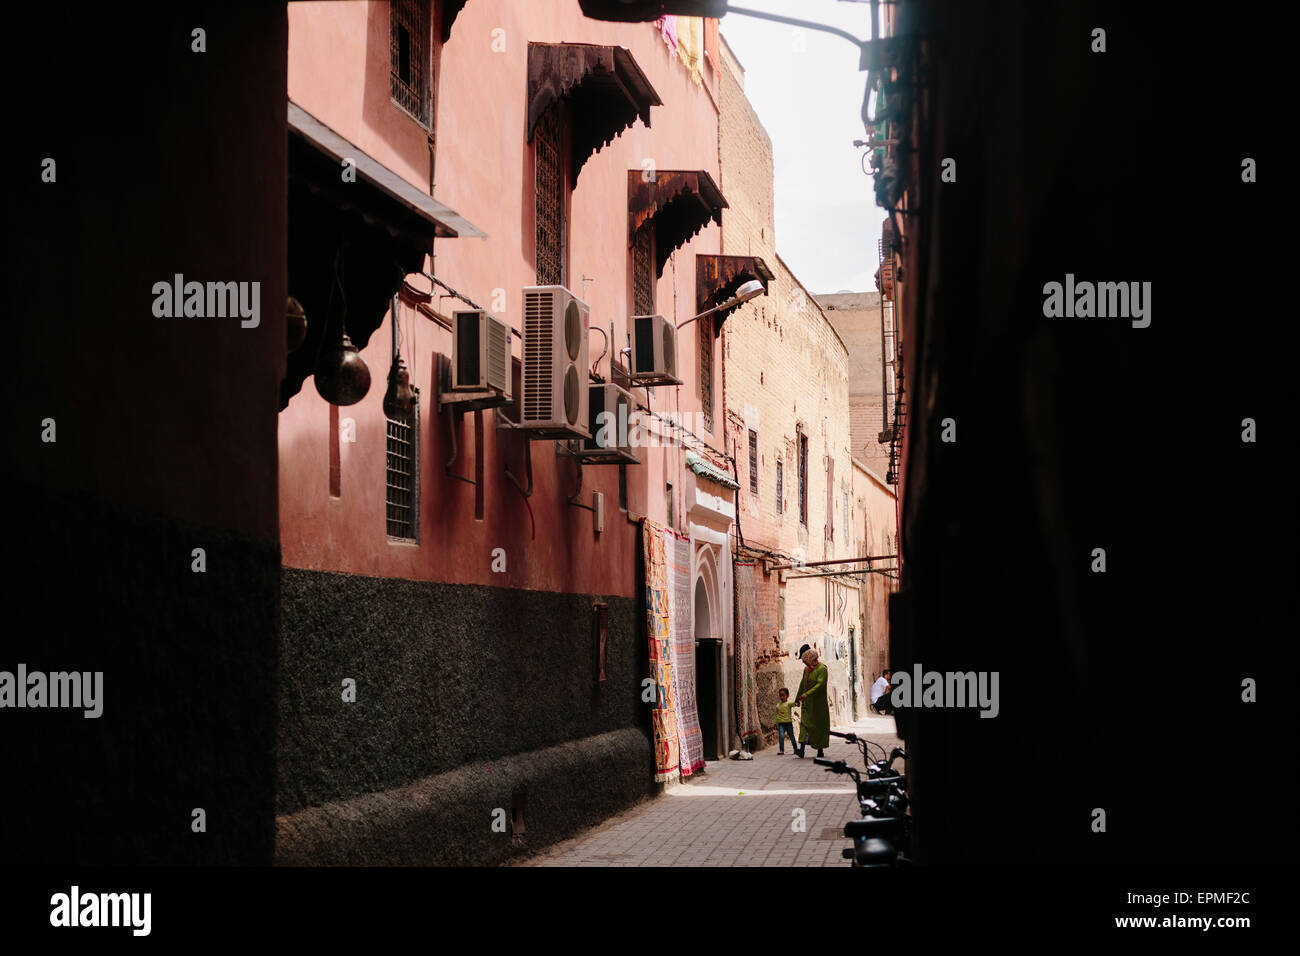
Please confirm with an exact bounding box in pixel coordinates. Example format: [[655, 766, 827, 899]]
[[718, 35, 870, 743], [819, 292, 892, 478]]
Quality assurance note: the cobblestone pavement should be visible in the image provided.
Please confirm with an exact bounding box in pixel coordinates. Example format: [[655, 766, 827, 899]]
[[515, 715, 903, 867]]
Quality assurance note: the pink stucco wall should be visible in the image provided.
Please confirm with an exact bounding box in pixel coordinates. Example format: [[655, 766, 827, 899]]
[[280, 2, 725, 598]]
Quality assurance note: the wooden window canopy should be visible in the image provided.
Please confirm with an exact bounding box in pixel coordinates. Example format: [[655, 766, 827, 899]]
[[527, 43, 662, 186], [629, 170, 727, 278], [695, 254, 775, 335]]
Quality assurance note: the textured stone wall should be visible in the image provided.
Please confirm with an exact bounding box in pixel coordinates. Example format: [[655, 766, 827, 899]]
[[276, 568, 655, 863]]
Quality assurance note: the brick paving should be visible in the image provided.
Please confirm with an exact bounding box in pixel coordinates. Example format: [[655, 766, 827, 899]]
[[514, 715, 903, 867]]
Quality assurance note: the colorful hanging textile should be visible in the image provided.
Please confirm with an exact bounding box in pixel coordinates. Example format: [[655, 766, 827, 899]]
[[733, 560, 762, 742], [676, 17, 704, 87], [642, 519, 680, 782], [668, 531, 706, 776], [656, 15, 678, 55]]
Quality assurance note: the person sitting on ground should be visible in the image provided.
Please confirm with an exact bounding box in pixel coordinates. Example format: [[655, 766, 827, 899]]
[[794, 648, 830, 759], [871, 668, 893, 715]]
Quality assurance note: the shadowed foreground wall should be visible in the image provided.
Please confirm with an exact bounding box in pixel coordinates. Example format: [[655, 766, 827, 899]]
[[1, 8, 285, 865], [276, 569, 654, 864]]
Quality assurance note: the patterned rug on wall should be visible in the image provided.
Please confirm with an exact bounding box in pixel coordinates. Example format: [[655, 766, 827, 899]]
[[642, 519, 679, 783], [733, 561, 762, 743], [668, 531, 705, 776]]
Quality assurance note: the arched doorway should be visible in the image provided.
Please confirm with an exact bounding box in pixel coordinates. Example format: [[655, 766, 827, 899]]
[[694, 566, 722, 761]]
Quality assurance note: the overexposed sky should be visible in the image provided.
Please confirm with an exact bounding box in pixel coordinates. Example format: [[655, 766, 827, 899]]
[[719, 0, 883, 295]]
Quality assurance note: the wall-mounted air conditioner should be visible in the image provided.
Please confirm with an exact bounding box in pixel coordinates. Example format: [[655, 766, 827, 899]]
[[629, 313, 680, 386], [582, 382, 640, 464], [521, 285, 590, 438], [451, 310, 512, 398]]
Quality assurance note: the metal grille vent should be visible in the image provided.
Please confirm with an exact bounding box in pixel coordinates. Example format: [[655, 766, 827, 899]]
[[524, 290, 553, 421], [486, 317, 508, 393]]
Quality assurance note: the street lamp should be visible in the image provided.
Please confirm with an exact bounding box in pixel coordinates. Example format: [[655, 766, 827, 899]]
[[676, 278, 765, 330]]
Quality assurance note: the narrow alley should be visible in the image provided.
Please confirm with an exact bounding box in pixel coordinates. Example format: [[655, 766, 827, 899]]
[[516, 717, 900, 867]]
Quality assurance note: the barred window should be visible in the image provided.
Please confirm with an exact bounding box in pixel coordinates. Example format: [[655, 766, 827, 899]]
[[386, 390, 420, 540], [798, 432, 808, 526], [748, 429, 758, 495], [825, 457, 835, 542], [390, 0, 431, 126], [698, 315, 713, 432], [534, 104, 566, 286], [632, 225, 654, 316], [776, 459, 784, 515]]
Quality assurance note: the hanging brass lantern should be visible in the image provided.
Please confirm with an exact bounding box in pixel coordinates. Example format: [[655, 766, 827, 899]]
[[315, 331, 371, 406], [286, 296, 308, 353], [382, 350, 414, 419]]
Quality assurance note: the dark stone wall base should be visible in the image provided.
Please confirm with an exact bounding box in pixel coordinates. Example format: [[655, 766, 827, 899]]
[[275, 728, 653, 865]]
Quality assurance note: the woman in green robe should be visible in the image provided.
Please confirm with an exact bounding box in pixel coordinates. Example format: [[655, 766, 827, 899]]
[[794, 648, 830, 758]]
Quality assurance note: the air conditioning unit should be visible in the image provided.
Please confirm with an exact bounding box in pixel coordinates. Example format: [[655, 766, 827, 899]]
[[522, 285, 590, 438], [583, 382, 640, 464], [629, 314, 680, 386], [451, 310, 512, 398]]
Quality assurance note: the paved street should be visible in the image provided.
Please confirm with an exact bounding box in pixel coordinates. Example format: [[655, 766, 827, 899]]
[[515, 715, 902, 866]]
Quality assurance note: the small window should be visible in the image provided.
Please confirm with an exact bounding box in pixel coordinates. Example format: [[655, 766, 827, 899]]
[[776, 459, 784, 515], [666, 481, 674, 527], [698, 316, 713, 432], [632, 225, 654, 316], [748, 429, 758, 495], [798, 432, 808, 526], [534, 103, 567, 286], [390, 0, 431, 126], [386, 390, 420, 540]]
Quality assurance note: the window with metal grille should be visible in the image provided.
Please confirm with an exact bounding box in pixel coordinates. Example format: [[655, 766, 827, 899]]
[[535, 104, 565, 286], [798, 432, 808, 526], [825, 457, 835, 541], [698, 315, 713, 432], [748, 429, 758, 495], [776, 459, 784, 515], [386, 392, 420, 540], [632, 225, 654, 315], [390, 0, 431, 126]]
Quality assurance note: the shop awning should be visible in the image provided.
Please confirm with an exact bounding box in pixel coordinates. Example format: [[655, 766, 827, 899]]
[[629, 170, 727, 277], [527, 43, 662, 186], [685, 451, 739, 490], [288, 102, 486, 241], [695, 254, 775, 334]]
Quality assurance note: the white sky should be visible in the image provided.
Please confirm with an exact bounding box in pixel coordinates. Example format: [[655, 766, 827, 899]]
[[719, 0, 883, 295]]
